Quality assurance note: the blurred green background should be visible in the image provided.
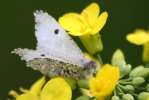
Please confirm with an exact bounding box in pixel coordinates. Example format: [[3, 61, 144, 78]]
[[0, 0, 148, 99]]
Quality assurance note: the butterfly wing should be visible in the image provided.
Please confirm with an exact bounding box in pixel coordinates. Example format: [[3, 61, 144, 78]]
[[12, 10, 98, 79], [12, 48, 96, 79], [12, 48, 46, 61], [34, 10, 89, 66]]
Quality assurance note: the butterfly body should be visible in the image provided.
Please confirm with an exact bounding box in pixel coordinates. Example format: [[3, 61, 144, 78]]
[[12, 10, 97, 79]]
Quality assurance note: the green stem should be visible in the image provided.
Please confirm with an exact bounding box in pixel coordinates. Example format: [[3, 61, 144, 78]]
[[119, 81, 132, 85], [96, 53, 103, 65], [120, 78, 132, 82], [114, 89, 117, 96], [80, 34, 103, 55], [117, 84, 125, 89], [116, 84, 124, 95], [131, 92, 138, 98], [143, 43, 149, 63]]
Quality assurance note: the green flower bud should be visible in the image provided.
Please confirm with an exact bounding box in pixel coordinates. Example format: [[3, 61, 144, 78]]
[[64, 77, 77, 90], [122, 94, 134, 100], [123, 85, 134, 92], [140, 68, 149, 77], [80, 34, 103, 55], [112, 49, 125, 66], [120, 64, 132, 77], [77, 79, 89, 89], [75, 96, 90, 100], [80, 88, 92, 97], [115, 61, 132, 78], [129, 65, 144, 78], [138, 92, 149, 100], [132, 77, 145, 86], [111, 49, 131, 77], [146, 84, 149, 92], [111, 96, 120, 100], [130, 66, 149, 78]]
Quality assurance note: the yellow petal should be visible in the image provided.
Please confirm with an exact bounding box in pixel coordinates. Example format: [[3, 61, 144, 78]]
[[97, 96, 105, 100], [16, 93, 38, 100], [30, 77, 46, 95], [69, 31, 87, 36], [96, 64, 119, 81], [127, 30, 149, 45], [89, 64, 120, 98], [81, 2, 100, 26], [40, 77, 72, 100], [91, 12, 108, 34], [59, 13, 86, 36], [148, 96, 149, 100]]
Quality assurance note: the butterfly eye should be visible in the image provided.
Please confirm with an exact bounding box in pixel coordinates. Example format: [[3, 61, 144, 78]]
[[54, 29, 59, 35]]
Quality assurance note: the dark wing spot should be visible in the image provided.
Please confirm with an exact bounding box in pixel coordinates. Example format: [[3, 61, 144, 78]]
[[41, 54, 45, 57], [54, 29, 59, 35]]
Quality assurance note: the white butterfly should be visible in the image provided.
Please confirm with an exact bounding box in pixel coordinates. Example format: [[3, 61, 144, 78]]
[[12, 10, 97, 79]]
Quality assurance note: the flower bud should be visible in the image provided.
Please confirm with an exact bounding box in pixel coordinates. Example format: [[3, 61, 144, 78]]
[[112, 49, 125, 66], [122, 94, 134, 100], [111, 49, 131, 77], [146, 84, 149, 92], [80, 34, 103, 55], [114, 61, 131, 78], [140, 68, 149, 77], [129, 65, 144, 78], [111, 96, 120, 100], [130, 66, 149, 78], [120, 64, 132, 77], [80, 89, 92, 97], [77, 79, 89, 89], [123, 85, 134, 92], [138, 92, 149, 100], [132, 77, 145, 86], [75, 96, 90, 100]]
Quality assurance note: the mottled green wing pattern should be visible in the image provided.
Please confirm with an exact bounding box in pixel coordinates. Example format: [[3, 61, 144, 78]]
[[27, 58, 96, 79]]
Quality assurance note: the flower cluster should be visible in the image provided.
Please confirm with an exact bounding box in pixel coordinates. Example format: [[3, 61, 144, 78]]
[[110, 49, 149, 100], [127, 29, 149, 63], [9, 2, 149, 100]]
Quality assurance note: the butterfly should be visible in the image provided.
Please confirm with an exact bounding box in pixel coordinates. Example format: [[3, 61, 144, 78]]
[[12, 10, 97, 79]]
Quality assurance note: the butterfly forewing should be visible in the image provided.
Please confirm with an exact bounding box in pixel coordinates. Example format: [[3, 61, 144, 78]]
[[34, 10, 88, 66]]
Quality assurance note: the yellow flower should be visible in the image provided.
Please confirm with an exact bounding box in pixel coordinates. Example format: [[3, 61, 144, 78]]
[[126, 29, 149, 62], [59, 3, 108, 54], [40, 77, 72, 100], [126, 29, 149, 45], [59, 2, 108, 36], [9, 77, 72, 100], [89, 64, 120, 100]]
